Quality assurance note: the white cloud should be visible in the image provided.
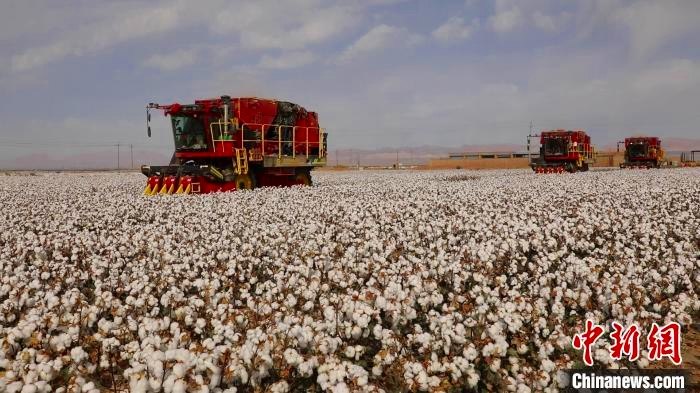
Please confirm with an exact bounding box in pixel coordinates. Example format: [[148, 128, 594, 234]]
[[489, 5, 523, 34], [0, 0, 78, 43], [632, 59, 700, 92], [532, 11, 555, 32], [338, 24, 424, 63], [314, 51, 700, 148], [613, 0, 700, 58], [11, 3, 185, 72], [532, 10, 572, 33], [7, 1, 367, 72], [212, 3, 359, 50], [143, 49, 198, 71], [259, 51, 317, 69], [432, 17, 478, 43]]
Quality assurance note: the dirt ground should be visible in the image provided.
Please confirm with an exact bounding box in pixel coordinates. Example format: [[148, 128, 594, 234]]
[[682, 322, 700, 387]]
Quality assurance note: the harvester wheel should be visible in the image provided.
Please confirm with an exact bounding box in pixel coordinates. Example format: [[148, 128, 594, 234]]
[[582, 163, 589, 172], [296, 171, 312, 186], [234, 173, 255, 190]]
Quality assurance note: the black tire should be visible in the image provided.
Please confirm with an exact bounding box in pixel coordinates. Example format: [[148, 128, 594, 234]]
[[295, 170, 312, 186], [234, 173, 255, 190]]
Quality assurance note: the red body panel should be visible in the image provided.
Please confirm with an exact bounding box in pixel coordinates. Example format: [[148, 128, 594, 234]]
[[532, 129, 595, 173], [539, 130, 592, 163], [143, 96, 326, 194], [165, 97, 323, 160], [624, 137, 662, 162]]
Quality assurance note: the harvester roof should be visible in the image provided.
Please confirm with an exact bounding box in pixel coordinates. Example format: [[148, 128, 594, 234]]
[[541, 129, 588, 136]]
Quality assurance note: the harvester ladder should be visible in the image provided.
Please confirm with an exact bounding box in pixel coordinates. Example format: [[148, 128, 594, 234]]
[[235, 148, 249, 175]]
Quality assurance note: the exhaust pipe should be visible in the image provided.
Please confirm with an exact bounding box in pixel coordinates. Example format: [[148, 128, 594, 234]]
[[222, 96, 231, 134]]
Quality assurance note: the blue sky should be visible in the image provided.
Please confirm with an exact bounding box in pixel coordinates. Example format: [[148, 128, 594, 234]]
[[1, 0, 699, 168]]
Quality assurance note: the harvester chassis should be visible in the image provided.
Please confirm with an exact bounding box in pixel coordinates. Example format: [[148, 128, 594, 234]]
[[619, 161, 660, 169]]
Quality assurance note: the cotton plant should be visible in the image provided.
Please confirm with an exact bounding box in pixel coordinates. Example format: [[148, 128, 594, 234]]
[[0, 169, 698, 391]]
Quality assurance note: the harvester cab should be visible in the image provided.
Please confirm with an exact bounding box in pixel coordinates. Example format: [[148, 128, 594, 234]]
[[619, 137, 664, 169], [528, 130, 596, 173], [142, 96, 327, 194]]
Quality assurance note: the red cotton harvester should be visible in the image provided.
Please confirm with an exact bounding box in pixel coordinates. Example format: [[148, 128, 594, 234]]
[[619, 136, 664, 169], [527, 130, 596, 173], [142, 96, 327, 195]]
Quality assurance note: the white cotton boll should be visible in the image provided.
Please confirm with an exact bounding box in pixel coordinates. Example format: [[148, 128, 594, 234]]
[[172, 379, 186, 393], [284, 348, 302, 367], [323, 306, 336, 321], [372, 323, 383, 339], [541, 359, 555, 373], [372, 365, 383, 376], [517, 343, 529, 354], [20, 384, 37, 393], [463, 345, 478, 361], [351, 326, 362, 339], [270, 381, 289, 393], [465, 368, 480, 387], [2, 169, 697, 392], [637, 357, 649, 368], [318, 372, 330, 390], [344, 346, 355, 359], [173, 364, 186, 379], [489, 358, 501, 373], [375, 296, 387, 309], [331, 382, 349, 393], [6, 382, 24, 393], [131, 377, 149, 393]]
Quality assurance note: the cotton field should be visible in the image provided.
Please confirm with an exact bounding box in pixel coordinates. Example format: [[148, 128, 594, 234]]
[[0, 169, 698, 393]]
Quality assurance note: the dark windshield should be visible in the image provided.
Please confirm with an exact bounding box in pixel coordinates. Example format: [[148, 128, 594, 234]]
[[172, 115, 207, 150], [628, 143, 647, 158], [544, 137, 568, 156]]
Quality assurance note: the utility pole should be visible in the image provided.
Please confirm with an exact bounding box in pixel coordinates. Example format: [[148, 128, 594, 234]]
[[130, 144, 134, 169], [528, 120, 533, 158], [335, 149, 339, 167], [117, 143, 120, 170], [395, 150, 399, 169]]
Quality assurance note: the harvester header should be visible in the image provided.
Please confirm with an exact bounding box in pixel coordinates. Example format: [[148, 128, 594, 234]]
[[142, 96, 327, 194]]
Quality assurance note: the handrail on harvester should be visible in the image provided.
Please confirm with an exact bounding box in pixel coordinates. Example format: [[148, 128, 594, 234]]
[[209, 121, 326, 159]]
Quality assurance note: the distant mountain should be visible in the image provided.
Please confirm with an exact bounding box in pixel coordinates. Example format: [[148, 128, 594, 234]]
[[4, 149, 170, 170], [662, 138, 700, 151], [330, 144, 526, 166], [5, 138, 697, 169]]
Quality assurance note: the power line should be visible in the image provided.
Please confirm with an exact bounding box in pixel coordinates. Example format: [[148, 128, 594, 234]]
[[0, 141, 172, 149]]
